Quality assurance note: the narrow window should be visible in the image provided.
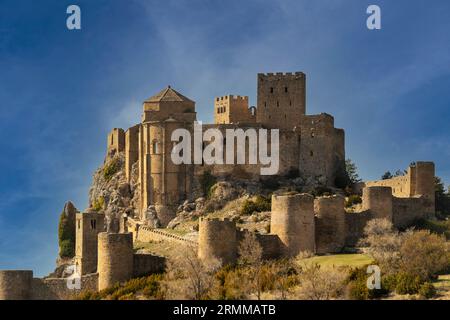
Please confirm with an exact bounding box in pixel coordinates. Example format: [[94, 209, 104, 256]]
[[264, 102, 266, 108], [153, 141, 159, 154], [77, 220, 81, 229], [270, 87, 273, 93], [277, 101, 279, 107], [285, 87, 288, 93], [310, 150, 314, 157], [224, 107, 226, 113], [289, 100, 292, 106]]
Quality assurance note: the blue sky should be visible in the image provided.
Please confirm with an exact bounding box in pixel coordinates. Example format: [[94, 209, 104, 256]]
[[1, 0, 450, 276]]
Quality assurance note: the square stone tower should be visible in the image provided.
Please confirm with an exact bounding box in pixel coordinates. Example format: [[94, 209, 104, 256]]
[[256, 72, 306, 130], [214, 95, 255, 124], [107, 128, 125, 158], [75, 210, 105, 275]]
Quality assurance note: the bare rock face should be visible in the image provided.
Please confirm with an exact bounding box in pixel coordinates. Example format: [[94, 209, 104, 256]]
[[145, 205, 160, 228], [63, 201, 78, 221], [88, 153, 139, 231]]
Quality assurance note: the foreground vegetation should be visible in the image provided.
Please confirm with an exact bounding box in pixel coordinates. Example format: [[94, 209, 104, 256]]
[[75, 218, 449, 300]]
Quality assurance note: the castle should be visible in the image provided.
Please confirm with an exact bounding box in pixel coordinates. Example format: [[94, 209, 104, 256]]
[[0, 72, 436, 300], [107, 72, 346, 226]]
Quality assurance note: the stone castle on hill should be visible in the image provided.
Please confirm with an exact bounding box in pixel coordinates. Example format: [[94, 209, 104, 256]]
[[108, 72, 345, 226], [0, 72, 436, 300]]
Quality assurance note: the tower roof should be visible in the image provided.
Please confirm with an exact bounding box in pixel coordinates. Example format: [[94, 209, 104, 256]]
[[144, 86, 194, 103]]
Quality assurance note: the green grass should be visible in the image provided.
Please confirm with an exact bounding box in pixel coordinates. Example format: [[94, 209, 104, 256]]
[[303, 254, 373, 268]]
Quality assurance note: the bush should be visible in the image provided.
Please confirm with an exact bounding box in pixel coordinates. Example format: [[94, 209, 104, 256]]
[[285, 168, 299, 179], [311, 186, 333, 197], [381, 274, 398, 292], [92, 196, 105, 212], [414, 219, 450, 240], [74, 275, 163, 300], [399, 230, 449, 280], [395, 272, 422, 295], [418, 282, 436, 299], [103, 157, 121, 181], [346, 279, 369, 300], [345, 266, 387, 300], [260, 177, 279, 191], [359, 219, 403, 275], [200, 171, 217, 199], [345, 194, 362, 208], [240, 196, 271, 215]]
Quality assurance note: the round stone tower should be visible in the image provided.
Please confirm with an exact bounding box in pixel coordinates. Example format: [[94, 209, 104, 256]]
[[0, 270, 33, 300], [198, 218, 237, 265], [271, 193, 315, 256], [314, 195, 345, 254], [97, 232, 134, 291], [414, 161, 435, 213], [362, 186, 393, 221]]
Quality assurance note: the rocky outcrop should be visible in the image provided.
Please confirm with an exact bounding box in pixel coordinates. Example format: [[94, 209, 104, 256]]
[[88, 153, 139, 232]]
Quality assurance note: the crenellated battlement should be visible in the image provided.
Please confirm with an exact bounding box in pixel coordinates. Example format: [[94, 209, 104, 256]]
[[216, 95, 249, 101], [258, 71, 305, 78]]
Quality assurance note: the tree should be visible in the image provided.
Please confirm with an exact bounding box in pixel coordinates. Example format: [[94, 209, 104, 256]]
[[399, 230, 449, 281], [271, 260, 295, 300], [345, 159, 361, 185], [381, 171, 393, 180], [393, 169, 405, 177], [435, 176, 450, 216], [238, 232, 264, 300], [358, 219, 404, 275], [163, 245, 220, 300], [58, 201, 77, 258], [294, 258, 346, 300], [435, 176, 446, 198]]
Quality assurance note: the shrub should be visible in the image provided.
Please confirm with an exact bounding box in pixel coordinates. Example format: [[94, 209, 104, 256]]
[[359, 219, 403, 275], [285, 168, 299, 179], [103, 157, 121, 181], [311, 186, 333, 197], [200, 171, 217, 199], [240, 196, 271, 215], [345, 194, 362, 208], [254, 196, 271, 211], [260, 177, 279, 191], [399, 230, 449, 280], [241, 200, 258, 216], [296, 262, 346, 300], [345, 266, 387, 300], [381, 274, 398, 292], [418, 282, 436, 299], [395, 272, 422, 295], [346, 278, 369, 300], [414, 218, 450, 240], [92, 196, 105, 212]]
